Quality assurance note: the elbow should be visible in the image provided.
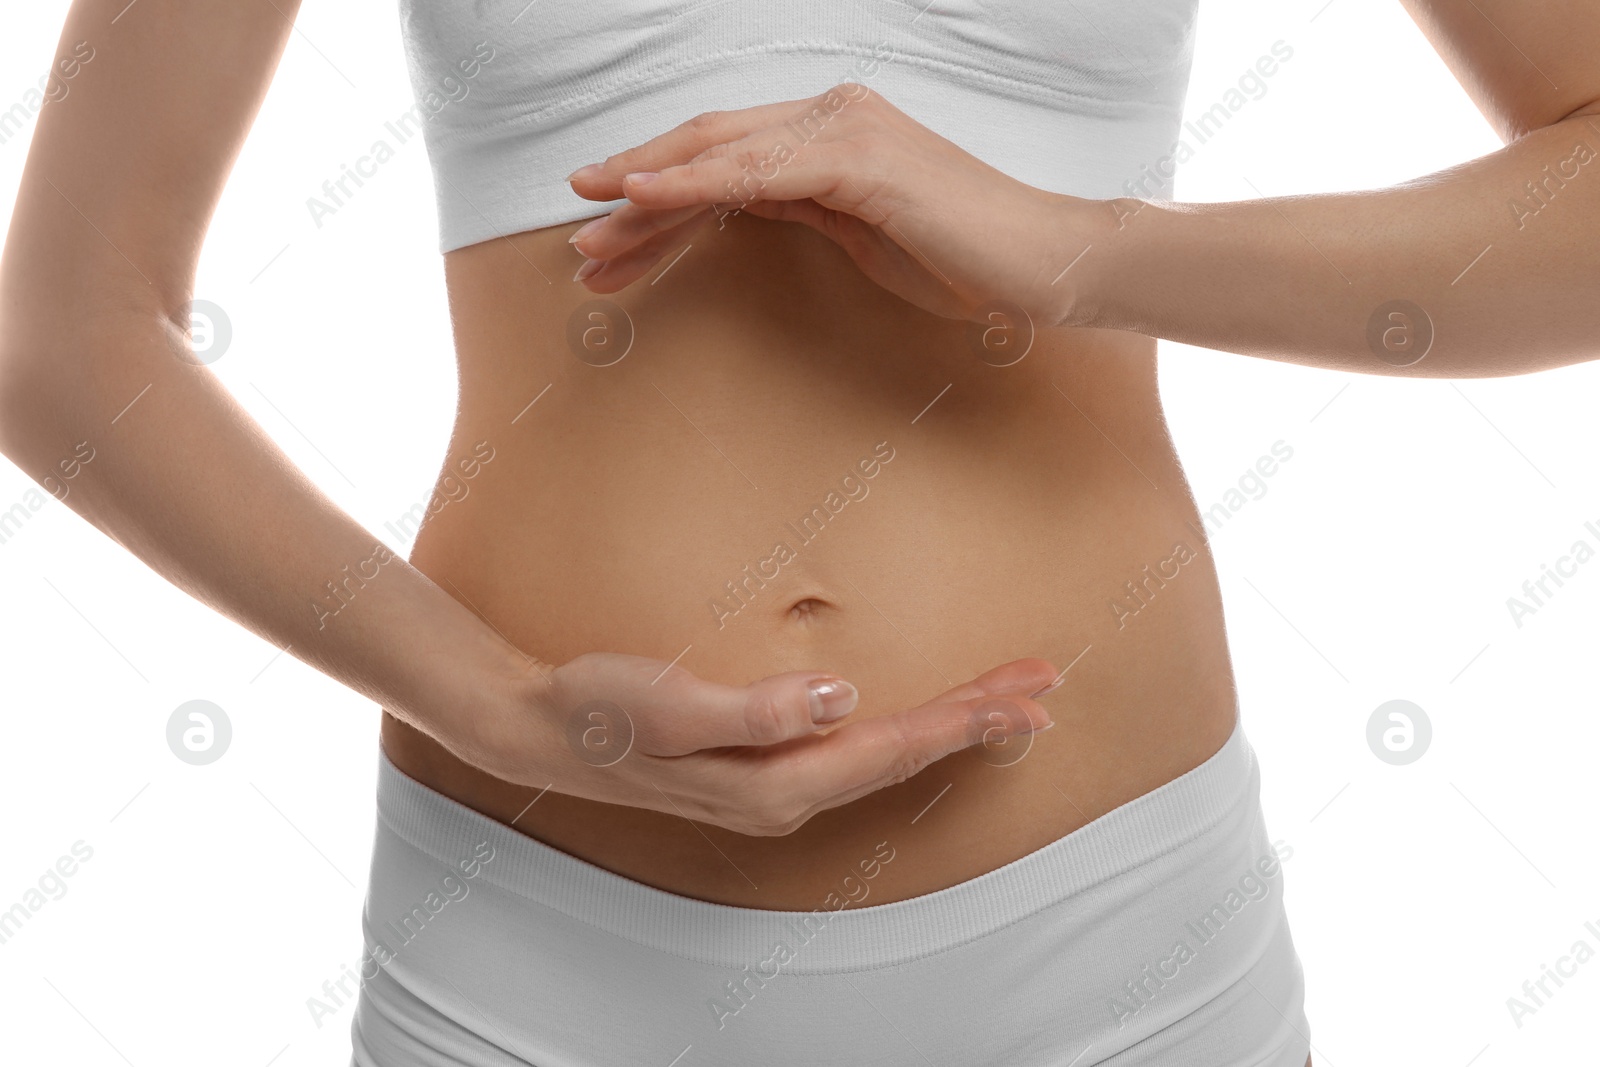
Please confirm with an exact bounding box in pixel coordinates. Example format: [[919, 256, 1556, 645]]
[[0, 298, 161, 461], [0, 346, 105, 504], [0, 331, 87, 464], [1554, 96, 1600, 128], [1502, 96, 1600, 145]]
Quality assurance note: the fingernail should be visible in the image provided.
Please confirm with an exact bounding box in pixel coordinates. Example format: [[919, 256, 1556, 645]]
[[624, 171, 658, 186], [569, 218, 604, 246], [573, 258, 604, 282], [566, 163, 602, 183], [1031, 676, 1065, 699], [807, 679, 858, 724], [1023, 720, 1056, 735]]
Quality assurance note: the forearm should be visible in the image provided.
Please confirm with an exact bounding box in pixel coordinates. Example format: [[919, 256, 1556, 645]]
[[1070, 109, 1600, 377], [0, 305, 540, 763]]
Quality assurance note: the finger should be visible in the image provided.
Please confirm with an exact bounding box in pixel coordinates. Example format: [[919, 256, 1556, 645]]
[[568, 95, 832, 200], [613, 138, 867, 218], [579, 197, 854, 278], [773, 692, 1053, 810], [634, 656, 1060, 758], [735, 197, 852, 240], [636, 668, 864, 755], [570, 201, 711, 261], [572, 213, 709, 292], [913, 657, 1062, 708]]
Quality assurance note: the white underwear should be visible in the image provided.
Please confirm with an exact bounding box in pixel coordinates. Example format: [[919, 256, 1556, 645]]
[[349, 717, 1310, 1066]]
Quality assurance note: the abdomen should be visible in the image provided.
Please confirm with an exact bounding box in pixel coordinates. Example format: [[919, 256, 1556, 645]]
[[382, 211, 1239, 908]]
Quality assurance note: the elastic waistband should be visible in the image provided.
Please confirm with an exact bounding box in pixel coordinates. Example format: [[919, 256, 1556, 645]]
[[374, 716, 1255, 973]]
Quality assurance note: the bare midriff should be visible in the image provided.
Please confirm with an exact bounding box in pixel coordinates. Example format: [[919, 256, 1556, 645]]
[[379, 210, 1239, 910]]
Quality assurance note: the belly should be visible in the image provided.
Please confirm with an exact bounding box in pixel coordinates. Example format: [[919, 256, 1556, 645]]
[[380, 210, 1238, 909]]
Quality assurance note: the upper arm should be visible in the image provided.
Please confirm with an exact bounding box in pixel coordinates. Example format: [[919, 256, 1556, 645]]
[[1401, 0, 1600, 142], [0, 0, 301, 344]]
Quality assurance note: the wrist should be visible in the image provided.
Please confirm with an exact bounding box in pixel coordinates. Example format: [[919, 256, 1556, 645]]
[[1044, 192, 1137, 331], [458, 638, 559, 777], [378, 571, 558, 775]]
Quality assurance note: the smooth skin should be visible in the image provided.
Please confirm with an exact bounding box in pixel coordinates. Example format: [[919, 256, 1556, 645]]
[[0, 6, 1593, 1063]]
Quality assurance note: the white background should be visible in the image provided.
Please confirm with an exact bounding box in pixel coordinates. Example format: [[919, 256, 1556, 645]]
[[1, 1, 1596, 1064]]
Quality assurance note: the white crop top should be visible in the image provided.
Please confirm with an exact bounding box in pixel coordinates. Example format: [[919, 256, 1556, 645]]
[[397, 0, 1198, 253]]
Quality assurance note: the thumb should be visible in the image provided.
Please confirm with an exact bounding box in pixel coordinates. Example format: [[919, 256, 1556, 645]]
[[643, 669, 860, 754]]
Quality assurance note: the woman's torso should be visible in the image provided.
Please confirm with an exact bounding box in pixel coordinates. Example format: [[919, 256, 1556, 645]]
[[378, 209, 1238, 910]]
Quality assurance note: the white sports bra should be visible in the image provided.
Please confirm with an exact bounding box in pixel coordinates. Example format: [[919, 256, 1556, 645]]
[[397, 0, 1197, 253]]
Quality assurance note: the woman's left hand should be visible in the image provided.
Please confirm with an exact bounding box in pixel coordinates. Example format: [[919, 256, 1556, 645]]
[[565, 83, 1096, 327]]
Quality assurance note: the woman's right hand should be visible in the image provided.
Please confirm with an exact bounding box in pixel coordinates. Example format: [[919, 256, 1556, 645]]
[[463, 652, 1060, 837]]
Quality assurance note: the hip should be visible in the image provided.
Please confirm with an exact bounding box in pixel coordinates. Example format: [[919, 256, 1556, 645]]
[[353, 715, 1309, 1066]]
